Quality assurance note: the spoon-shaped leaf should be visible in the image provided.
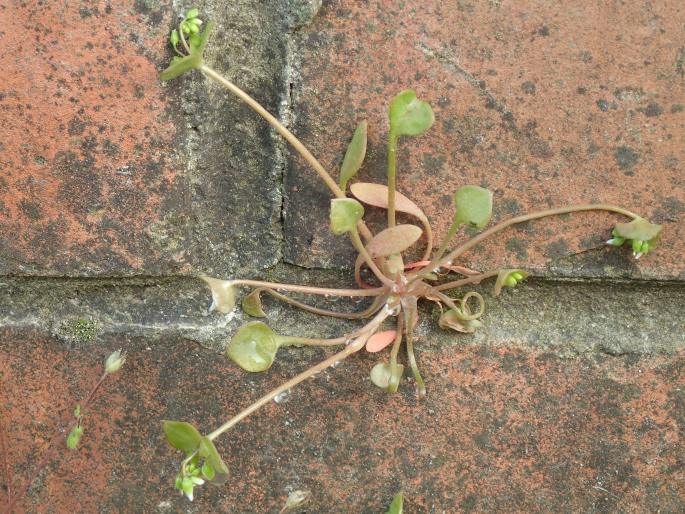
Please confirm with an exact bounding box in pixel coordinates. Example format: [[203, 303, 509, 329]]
[[366, 225, 423, 258], [339, 121, 367, 190], [330, 198, 364, 235], [370, 362, 405, 389], [350, 183, 428, 223], [227, 321, 279, 372], [200, 275, 236, 314], [389, 89, 434, 137], [242, 289, 267, 317], [163, 420, 202, 455], [613, 217, 662, 241], [198, 436, 229, 485], [453, 185, 493, 229], [365, 330, 397, 353]]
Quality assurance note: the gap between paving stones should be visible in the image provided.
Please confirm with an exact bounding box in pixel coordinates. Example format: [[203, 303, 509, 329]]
[[1, 267, 683, 357]]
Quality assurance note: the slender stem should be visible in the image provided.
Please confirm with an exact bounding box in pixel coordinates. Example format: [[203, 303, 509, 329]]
[[199, 65, 374, 244], [427, 217, 461, 272], [433, 291, 483, 321], [3, 372, 109, 514], [434, 270, 499, 292], [386, 316, 404, 393], [387, 131, 398, 228], [178, 21, 190, 54], [419, 217, 434, 262], [257, 288, 386, 320], [233, 279, 386, 297], [207, 310, 389, 441], [415, 204, 640, 282], [349, 230, 394, 287], [201, 65, 341, 197], [405, 329, 426, 399], [277, 335, 348, 347]]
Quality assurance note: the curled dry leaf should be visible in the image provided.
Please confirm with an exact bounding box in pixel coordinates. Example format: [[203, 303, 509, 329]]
[[200, 275, 236, 313], [438, 309, 483, 333]]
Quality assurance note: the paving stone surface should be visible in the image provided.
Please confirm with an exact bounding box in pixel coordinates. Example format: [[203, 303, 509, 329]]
[[1, 327, 683, 513], [1, 0, 289, 277], [284, 0, 684, 279]]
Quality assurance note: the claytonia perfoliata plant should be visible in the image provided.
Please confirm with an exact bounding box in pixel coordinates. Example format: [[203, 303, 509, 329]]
[[159, 9, 662, 502]]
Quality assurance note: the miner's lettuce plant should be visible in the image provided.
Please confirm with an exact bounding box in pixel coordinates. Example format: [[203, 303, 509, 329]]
[[159, 9, 662, 502]]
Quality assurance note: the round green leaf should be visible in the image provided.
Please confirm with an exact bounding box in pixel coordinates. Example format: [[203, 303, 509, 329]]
[[163, 420, 202, 455], [453, 185, 493, 229], [370, 362, 404, 390], [389, 89, 434, 136], [227, 322, 279, 372], [613, 217, 662, 241], [339, 120, 367, 190], [330, 198, 364, 235]]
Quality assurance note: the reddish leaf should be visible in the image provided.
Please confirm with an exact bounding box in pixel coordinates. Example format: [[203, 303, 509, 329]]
[[366, 225, 423, 258], [350, 183, 428, 223], [365, 330, 397, 353]]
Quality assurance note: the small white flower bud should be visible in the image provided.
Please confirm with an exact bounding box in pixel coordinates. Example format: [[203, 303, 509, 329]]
[[105, 349, 126, 374]]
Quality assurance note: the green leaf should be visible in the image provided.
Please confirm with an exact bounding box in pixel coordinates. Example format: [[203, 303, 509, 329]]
[[185, 8, 199, 19], [453, 185, 493, 229], [386, 491, 404, 514], [242, 289, 267, 317], [170, 29, 180, 49], [201, 461, 215, 481], [365, 224, 423, 258], [389, 89, 434, 137], [613, 217, 662, 241], [198, 437, 229, 485], [493, 269, 529, 297], [188, 33, 202, 51], [370, 362, 404, 390], [339, 120, 367, 190], [160, 54, 201, 81], [330, 198, 364, 235], [163, 420, 202, 455], [227, 322, 279, 372], [190, 20, 213, 56], [66, 425, 84, 450]]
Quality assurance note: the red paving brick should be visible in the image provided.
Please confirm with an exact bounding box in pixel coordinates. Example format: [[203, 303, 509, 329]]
[[0, 1, 181, 274], [1, 328, 682, 512], [284, 1, 684, 279]]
